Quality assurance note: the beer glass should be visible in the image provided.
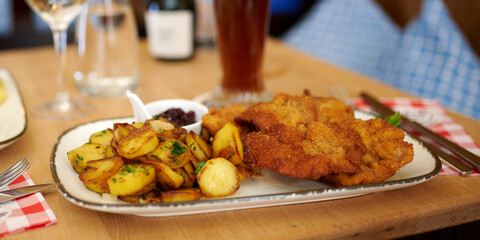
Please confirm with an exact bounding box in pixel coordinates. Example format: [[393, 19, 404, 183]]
[[204, 0, 271, 108]]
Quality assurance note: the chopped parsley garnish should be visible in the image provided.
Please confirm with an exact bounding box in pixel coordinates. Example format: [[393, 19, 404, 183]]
[[150, 154, 160, 160], [385, 112, 401, 127], [195, 161, 206, 174], [170, 141, 187, 156], [227, 153, 234, 160], [76, 154, 84, 161]]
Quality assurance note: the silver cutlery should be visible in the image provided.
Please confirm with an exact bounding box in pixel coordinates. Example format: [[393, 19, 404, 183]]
[[0, 156, 30, 190], [0, 183, 56, 203]]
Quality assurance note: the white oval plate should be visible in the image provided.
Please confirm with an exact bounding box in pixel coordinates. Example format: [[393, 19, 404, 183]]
[[0, 69, 27, 150], [50, 112, 441, 216]]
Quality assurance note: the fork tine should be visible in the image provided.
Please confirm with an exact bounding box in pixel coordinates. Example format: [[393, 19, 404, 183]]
[[0, 157, 30, 189], [0, 163, 30, 189], [0, 156, 28, 180], [328, 85, 354, 107]]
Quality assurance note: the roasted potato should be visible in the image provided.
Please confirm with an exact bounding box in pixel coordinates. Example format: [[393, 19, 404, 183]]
[[112, 123, 136, 146], [174, 162, 196, 188], [146, 118, 175, 135], [68, 143, 106, 173], [146, 138, 192, 169], [185, 131, 213, 168], [79, 156, 125, 193], [117, 124, 159, 159], [212, 123, 244, 166], [104, 144, 117, 158], [107, 164, 156, 196], [160, 188, 202, 202], [196, 158, 240, 198], [143, 160, 184, 190], [236, 165, 255, 181], [89, 129, 114, 146]]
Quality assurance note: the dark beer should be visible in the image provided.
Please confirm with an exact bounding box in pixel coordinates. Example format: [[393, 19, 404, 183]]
[[213, 0, 270, 93]]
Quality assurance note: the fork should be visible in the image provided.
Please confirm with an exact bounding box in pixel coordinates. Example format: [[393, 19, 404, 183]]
[[0, 156, 30, 190], [328, 85, 354, 107]]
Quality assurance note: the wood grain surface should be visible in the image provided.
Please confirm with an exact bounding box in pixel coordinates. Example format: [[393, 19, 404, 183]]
[[0, 39, 479, 240]]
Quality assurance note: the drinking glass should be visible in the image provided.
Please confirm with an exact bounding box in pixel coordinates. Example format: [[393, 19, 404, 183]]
[[203, 0, 272, 108], [25, 0, 93, 120], [74, 0, 140, 97]]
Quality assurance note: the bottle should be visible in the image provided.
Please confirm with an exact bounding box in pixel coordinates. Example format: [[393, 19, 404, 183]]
[[144, 0, 196, 60]]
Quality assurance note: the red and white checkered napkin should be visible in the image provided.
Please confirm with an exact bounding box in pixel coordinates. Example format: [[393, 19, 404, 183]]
[[354, 98, 480, 176], [0, 172, 57, 237]]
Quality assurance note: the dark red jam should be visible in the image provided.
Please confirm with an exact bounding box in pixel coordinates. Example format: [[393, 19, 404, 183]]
[[153, 108, 196, 126]]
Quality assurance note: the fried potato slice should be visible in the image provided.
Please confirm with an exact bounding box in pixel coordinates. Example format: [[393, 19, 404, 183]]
[[201, 104, 246, 136], [174, 162, 196, 188], [160, 188, 202, 202], [89, 129, 114, 146], [79, 156, 125, 193], [112, 123, 136, 149], [185, 131, 213, 168], [104, 145, 117, 158], [107, 164, 156, 196], [143, 160, 184, 190], [68, 143, 106, 173], [196, 158, 240, 198], [146, 118, 175, 135], [146, 139, 192, 169], [212, 123, 244, 166], [117, 124, 159, 159]]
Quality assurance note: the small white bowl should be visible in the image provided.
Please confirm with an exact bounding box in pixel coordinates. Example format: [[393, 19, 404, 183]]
[[145, 99, 209, 135]]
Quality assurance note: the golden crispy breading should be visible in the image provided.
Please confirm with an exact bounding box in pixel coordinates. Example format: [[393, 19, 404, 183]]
[[243, 122, 366, 179], [322, 118, 414, 186], [201, 104, 246, 137], [239, 92, 414, 186], [236, 93, 354, 133]]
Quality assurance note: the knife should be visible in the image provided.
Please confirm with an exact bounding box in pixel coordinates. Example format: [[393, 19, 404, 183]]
[[0, 183, 55, 203], [360, 92, 479, 174]]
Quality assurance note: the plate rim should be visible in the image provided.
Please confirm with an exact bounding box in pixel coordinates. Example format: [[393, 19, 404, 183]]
[[0, 68, 28, 148], [50, 114, 442, 215]]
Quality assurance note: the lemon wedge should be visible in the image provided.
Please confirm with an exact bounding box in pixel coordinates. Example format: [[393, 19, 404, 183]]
[[0, 79, 6, 104]]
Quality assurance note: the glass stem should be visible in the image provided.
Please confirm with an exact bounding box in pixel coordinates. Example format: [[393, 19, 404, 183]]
[[52, 29, 72, 112]]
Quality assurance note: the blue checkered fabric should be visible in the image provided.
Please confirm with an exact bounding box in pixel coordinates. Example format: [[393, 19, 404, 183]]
[[282, 0, 480, 120], [375, 0, 480, 119], [283, 0, 400, 78]]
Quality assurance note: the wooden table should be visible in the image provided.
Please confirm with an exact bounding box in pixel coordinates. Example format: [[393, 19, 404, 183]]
[[1, 39, 479, 239]]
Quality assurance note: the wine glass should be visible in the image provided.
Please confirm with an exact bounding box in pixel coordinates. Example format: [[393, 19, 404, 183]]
[[25, 0, 93, 120]]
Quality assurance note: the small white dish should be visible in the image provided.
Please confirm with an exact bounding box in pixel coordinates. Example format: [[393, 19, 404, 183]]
[[0, 69, 27, 150], [145, 99, 209, 135]]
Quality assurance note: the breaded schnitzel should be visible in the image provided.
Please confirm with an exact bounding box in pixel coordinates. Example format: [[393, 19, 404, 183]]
[[237, 93, 414, 186], [243, 121, 367, 179], [322, 118, 414, 186], [236, 93, 354, 133]]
